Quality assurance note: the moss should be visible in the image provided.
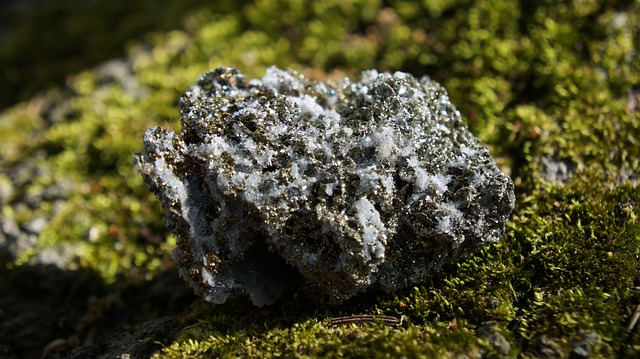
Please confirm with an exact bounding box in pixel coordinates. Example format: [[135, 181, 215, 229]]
[[1, 0, 639, 357]]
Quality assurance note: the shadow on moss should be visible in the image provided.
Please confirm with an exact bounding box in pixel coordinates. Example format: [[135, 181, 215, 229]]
[[0, 254, 195, 359]]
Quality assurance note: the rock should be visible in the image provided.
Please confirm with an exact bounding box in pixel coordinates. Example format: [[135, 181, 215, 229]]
[[95, 59, 146, 99], [571, 331, 600, 359], [477, 321, 511, 356], [134, 66, 515, 305], [541, 157, 577, 183], [530, 335, 563, 358]]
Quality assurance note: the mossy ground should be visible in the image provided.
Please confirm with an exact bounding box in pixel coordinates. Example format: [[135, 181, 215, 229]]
[[1, 0, 639, 357]]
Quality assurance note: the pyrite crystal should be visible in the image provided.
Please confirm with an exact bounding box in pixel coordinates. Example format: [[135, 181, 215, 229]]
[[134, 67, 515, 306]]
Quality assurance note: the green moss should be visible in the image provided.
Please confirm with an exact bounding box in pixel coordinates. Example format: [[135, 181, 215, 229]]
[[157, 322, 492, 358], [1, 0, 639, 357], [510, 175, 640, 355]]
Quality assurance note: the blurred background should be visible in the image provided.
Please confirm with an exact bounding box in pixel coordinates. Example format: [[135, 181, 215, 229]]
[[1, 0, 212, 110]]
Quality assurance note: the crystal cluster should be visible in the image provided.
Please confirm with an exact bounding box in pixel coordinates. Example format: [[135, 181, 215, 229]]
[[134, 67, 515, 306]]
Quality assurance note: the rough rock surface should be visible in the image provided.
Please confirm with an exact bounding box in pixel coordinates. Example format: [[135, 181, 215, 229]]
[[134, 66, 515, 306]]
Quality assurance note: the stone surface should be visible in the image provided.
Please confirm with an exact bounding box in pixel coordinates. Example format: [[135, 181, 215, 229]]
[[134, 66, 515, 306], [477, 321, 511, 356], [571, 331, 601, 358]]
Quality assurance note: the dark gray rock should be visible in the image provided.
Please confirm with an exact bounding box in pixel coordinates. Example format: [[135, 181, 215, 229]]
[[134, 66, 515, 305], [54, 316, 180, 359]]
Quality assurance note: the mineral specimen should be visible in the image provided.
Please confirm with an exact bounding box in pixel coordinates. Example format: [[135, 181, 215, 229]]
[[134, 66, 515, 306]]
